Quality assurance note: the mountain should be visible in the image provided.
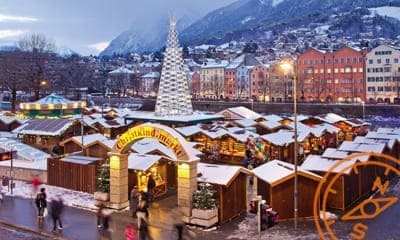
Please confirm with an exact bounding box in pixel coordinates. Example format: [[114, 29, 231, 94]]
[[100, 15, 195, 57], [179, 0, 400, 46]]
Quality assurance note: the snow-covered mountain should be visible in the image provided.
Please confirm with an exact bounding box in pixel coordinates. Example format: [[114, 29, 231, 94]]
[[101, 0, 400, 55], [100, 14, 194, 57], [179, 0, 400, 46]]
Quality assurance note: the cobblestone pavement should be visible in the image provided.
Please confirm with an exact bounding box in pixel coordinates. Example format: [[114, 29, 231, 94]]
[[0, 223, 50, 240]]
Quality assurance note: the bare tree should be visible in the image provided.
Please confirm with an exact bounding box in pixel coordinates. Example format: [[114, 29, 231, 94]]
[[0, 51, 26, 112], [17, 33, 56, 100], [210, 74, 225, 100]]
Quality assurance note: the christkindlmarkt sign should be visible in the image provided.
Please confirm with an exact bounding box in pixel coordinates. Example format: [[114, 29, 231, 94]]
[[115, 125, 184, 158]]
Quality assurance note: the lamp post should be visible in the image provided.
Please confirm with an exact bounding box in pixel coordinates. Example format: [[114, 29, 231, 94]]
[[361, 101, 365, 120], [250, 98, 254, 111], [281, 61, 298, 230]]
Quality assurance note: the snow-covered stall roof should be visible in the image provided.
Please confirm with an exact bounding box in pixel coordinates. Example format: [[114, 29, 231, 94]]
[[0, 138, 50, 170], [316, 113, 347, 124], [61, 156, 101, 165], [261, 129, 308, 146], [128, 154, 167, 171], [60, 133, 107, 147], [338, 141, 386, 154], [321, 148, 350, 159], [175, 125, 203, 137], [353, 136, 395, 150], [216, 106, 262, 120], [253, 160, 321, 186], [301, 154, 369, 175], [197, 163, 252, 186], [12, 119, 76, 136], [0, 115, 27, 125], [131, 138, 177, 160], [233, 119, 257, 128], [257, 120, 282, 130]]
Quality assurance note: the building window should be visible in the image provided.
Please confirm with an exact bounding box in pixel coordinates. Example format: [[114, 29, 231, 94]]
[[328, 59, 331, 64], [320, 69, 324, 73], [386, 59, 390, 64], [353, 58, 357, 63], [368, 87, 375, 92], [377, 59, 381, 64], [395, 58, 399, 63], [384, 67, 391, 72], [359, 68, 363, 73], [353, 67, 357, 73], [369, 59, 373, 64], [320, 59, 324, 64], [347, 58, 350, 63], [327, 68, 331, 73], [359, 58, 363, 62], [340, 68, 344, 73], [334, 68, 338, 73], [335, 59, 338, 64]]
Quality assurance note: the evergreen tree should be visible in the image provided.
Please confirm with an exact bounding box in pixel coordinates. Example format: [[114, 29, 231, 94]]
[[96, 162, 110, 193], [192, 182, 217, 210]]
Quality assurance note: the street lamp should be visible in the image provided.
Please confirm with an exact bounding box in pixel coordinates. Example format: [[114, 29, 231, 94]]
[[280, 61, 298, 230]]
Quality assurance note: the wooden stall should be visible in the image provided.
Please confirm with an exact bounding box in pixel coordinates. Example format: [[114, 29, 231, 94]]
[[14, 118, 84, 153], [0, 116, 25, 132], [197, 163, 252, 224], [127, 154, 176, 199], [47, 155, 101, 193], [253, 160, 322, 220], [301, 153, 375, 210], [59, 133, 109, 158]]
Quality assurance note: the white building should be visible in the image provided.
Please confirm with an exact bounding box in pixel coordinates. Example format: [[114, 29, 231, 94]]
[[366, 45, 400, 103]]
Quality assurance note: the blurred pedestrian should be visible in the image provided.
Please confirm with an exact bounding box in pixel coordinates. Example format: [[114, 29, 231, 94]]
[[139, 218, 152, 240], [30, 175, 42, 199], [130, 186, 139, 218], [100, 210, 113, 240], [124, 223, 136, 240], [147, 175, 155, 202], [97, 202, 105, 228], [35, 188, 47, 222], [50, 195, 64, 232], [136, 199, 149, 229]]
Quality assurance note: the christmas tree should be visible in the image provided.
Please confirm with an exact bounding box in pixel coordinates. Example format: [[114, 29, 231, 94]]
[[192, 182, 217, 210], [96, 162, 110, 193]]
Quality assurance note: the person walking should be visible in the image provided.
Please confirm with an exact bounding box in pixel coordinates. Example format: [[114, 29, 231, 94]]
[[124, 223, 136, 240], [136, 199, 149, 229], [138, 218, 152, 240], [147, 175, 156, 202], [50, 195, 64, 232], [97, 202, 105, 228], [101, 210, 112, 240], [130, 186, 139, 218], [35, 188, 47, 222]]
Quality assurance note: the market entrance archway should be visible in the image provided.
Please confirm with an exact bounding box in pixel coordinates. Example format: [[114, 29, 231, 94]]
[[109, 123, 199, 216]]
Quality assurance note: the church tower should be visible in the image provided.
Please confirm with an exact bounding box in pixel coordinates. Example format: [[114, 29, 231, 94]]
[[154, 15, 193, 116]]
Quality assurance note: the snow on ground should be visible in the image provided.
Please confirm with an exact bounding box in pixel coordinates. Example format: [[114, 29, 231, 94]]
[[369, 6, 400, 21], [2, 180, 97, 211]]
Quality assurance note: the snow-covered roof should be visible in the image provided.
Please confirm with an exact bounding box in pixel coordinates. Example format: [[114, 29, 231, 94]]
[[60, 133, 108, 147], [131, 138, 176, 160], [128, 153, 166, 171], [321, 148, 349, 159], [301, 154, 369, 175], [175, 125, 203, 137], [353, 136, 395, 150], [0, 115, 27, 125], [61, 156, 101, 165], [316, 113, 347, 124], [262, 114, 283, 122], [109, 66, 134, 74], [217, 106, 262, 120], [12, 119, 76, 136], [253, 160, 321, 186], [261, 129, 308, 146], [141, 72, 160, 78], [34, 93, 72, 104], [0, 138, 50, 170], [19, 93, 86, 110], [338, 141, 386, 154], [197, 163, 252, 186], [376, 127, 400, 135], [257, 120, 282, 130], [233, 119, 257, 128]]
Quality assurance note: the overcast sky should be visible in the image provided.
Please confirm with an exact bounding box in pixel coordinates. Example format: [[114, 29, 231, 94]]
[[0, 0, 235, 56]]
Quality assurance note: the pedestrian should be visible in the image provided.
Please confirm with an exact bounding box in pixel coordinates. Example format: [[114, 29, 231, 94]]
[[50, 195, 64, 232], [147, 175, 156, 202], [138, 218, 152, 240], [136, 199, 149, 229], [124, 223, 136, 240], [35, 188, 47, 222], [130, 186, 139, 218], [30, 174, 42, 199], [100, 210, 113, 240], [97, 202, 105, 228]]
